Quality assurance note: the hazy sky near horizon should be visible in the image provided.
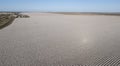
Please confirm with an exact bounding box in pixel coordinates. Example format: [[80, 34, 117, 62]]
[[0, 0, 120, 12]]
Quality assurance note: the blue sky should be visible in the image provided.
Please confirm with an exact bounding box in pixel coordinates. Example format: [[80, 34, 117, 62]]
[[0, 0, 120, 12]]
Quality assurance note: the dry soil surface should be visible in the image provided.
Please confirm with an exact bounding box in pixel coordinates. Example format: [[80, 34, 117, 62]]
[[0, 13, 120, 66]]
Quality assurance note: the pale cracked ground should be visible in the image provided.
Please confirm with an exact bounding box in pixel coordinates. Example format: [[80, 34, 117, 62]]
[[0, 13, 120, 66]]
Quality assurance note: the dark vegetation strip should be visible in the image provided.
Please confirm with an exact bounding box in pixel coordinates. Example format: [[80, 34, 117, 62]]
[[0, 16, 15, 29], [0, 12, 30, 30]]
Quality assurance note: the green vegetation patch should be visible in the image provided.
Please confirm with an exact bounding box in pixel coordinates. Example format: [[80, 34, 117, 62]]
[[0, 14, 15, 29], [0, 12, 30, 29]]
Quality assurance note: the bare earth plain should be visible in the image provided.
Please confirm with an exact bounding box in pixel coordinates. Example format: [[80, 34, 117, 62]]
[[0, 13, 120, 66]]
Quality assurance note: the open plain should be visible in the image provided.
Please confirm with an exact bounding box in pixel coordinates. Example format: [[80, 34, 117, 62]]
[[0, 13, 120, 66]]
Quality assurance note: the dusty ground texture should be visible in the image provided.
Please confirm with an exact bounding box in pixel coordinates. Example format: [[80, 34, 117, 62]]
[[0, 13, 120, 66]]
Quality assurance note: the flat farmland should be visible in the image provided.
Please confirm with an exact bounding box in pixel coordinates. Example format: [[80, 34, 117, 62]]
[[0, 13, 120, 66]]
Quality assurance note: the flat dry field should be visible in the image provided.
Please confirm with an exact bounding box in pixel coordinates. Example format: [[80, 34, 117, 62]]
[[0, 13, 120, 66], [51, 12, 120, 16]]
